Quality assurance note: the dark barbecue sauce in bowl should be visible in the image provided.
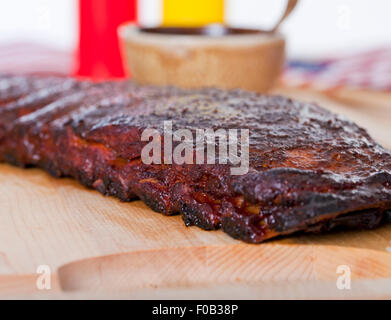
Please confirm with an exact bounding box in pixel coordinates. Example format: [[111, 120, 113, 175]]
[[139, 25, 268, 37]]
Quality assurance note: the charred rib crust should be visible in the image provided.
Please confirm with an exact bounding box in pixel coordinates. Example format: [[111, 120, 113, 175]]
[[1, 74, 391, 243]]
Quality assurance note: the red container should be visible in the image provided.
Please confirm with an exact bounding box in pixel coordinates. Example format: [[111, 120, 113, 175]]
[[75, 0, 137, 79]]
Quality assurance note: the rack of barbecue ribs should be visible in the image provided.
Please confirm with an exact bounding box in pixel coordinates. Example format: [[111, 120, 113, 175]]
[[0, 74, 391, 243]]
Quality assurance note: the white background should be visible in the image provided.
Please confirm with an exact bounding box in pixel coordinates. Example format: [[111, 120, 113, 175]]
[[0, 0, 390, 58]]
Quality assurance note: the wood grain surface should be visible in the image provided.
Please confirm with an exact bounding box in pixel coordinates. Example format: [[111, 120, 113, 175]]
[[1, 88, 391, 299]]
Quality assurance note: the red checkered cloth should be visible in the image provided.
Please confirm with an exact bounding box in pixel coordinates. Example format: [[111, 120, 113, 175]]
[[0, 42, 73, 75], [282, 47, 391, 92]]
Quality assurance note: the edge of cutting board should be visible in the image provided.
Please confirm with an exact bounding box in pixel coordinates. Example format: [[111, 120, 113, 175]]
[[57, 244, 391, 293]]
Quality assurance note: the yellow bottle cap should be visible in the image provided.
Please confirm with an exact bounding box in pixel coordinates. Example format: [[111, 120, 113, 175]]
[[163, 0, 224, 27]]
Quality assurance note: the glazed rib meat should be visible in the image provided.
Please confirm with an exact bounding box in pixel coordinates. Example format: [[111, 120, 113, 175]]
[[1, 74, 391, 243]]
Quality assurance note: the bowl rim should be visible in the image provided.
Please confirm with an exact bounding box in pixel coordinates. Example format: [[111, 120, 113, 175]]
[[118, 23, 285, 47]]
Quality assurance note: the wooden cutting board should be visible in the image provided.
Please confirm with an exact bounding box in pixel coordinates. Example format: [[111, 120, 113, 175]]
[[1, 88, 391, 299]]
